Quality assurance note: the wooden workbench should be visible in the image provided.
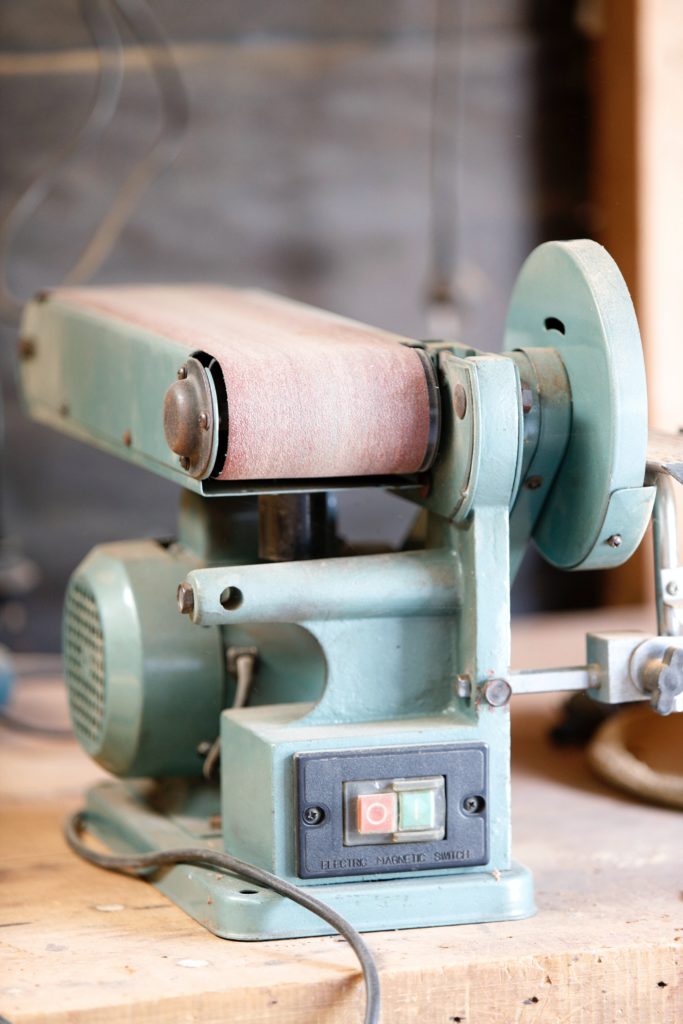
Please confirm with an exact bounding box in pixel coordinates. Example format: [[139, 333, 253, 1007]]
[[2, 608, 681, 1023]]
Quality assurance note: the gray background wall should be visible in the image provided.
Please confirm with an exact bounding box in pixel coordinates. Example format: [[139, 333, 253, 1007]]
[[0, 1, 593, 650]]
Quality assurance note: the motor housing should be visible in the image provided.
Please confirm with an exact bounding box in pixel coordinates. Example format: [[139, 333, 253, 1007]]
[[63, 539, 225, 777]]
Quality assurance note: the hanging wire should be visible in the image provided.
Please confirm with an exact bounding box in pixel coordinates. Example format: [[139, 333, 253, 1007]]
[[0, 0, 189, 324], [426, 0, 467, 340]]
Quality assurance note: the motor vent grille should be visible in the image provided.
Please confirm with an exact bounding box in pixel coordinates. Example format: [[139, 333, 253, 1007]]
[[64, 579, 106, 752]]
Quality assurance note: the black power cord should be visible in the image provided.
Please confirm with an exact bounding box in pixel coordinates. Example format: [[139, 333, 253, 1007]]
[[65, 810, 381, 1024]]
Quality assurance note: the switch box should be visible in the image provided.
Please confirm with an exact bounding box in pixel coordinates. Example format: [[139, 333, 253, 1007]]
[[343, 776, 446, 845], [295, 743, 488, 879]]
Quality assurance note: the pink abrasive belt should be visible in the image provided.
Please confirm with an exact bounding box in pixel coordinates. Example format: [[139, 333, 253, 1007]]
[[55, 285, 437, 480]]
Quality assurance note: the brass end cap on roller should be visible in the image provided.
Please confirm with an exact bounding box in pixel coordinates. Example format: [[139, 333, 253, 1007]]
[[163, 357, 215, 479]]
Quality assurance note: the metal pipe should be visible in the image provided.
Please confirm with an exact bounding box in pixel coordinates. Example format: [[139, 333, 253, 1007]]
[[509, 667, 596, 696], [184, 548, 462, 627], [651, 472, 680, 636]]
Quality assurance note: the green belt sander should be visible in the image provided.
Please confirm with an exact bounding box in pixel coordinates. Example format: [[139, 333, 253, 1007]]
[[18, 239, 683, 938]]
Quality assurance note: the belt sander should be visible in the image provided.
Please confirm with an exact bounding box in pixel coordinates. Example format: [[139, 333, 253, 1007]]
[[18, 239, 683, 938]]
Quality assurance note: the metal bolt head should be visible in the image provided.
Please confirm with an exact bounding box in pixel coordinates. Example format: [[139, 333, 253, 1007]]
[[198, 411, 209, 430], [453, 383, 468, 420], [525, 476, 543, 491], [606, 534, 622, 548], [177, 582, 195, 615], [177, 365, 188, 380], [122, 430, 132, 447], [521, 381, 533, 415], [482, 678, 512, 707], [302, 806, 325, 826], [666, 580, 679, 597], [178, 455, 191, 471]]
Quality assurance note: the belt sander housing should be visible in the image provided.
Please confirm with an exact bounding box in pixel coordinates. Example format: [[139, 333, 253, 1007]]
[[19, 240, 683, 937]]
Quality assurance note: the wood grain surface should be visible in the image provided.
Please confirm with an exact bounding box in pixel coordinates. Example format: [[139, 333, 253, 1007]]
[[1, 608, 681, 1023]]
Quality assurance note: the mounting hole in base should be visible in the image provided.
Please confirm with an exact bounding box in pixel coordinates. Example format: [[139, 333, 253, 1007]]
[[220, 586, 243, 610]]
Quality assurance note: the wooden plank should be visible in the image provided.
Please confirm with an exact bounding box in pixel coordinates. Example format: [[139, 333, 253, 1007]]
[[1, 614, 681, 1022], [594, 0, 683, 605], [592, 0, 650, 606]]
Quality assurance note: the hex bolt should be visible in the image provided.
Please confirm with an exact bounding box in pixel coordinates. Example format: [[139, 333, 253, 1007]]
[[666, 580, 679, 597], [177, 365, 188, 380], [606, 534, 622, 548], [177, 582, 195, 615], [302, 806, 325, 826], [482, 678, 512, 707]]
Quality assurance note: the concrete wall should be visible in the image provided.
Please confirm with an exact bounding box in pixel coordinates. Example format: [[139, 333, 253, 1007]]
[[0, 1, 590, 649]]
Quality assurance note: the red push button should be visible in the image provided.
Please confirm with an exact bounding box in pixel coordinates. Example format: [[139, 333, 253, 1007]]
[[356, 792, 397, 834]]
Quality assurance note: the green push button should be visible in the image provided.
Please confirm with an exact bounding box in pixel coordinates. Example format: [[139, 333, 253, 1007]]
[[398, 789, 436, 832]]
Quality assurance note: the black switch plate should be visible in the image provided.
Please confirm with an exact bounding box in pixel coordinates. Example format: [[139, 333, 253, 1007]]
[[295, 743, 488, 879]]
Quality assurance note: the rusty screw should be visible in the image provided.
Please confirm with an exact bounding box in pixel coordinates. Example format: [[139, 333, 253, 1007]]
[[521, 382, 533, 415], [178, 455, 191, 471], [122, 430, 132, 447], [525, 475, 543, 491], [18, 337, 36, 361], [177, 582, 195, 615]]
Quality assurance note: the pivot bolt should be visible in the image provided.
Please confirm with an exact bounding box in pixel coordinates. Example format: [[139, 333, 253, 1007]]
[[177, 365, 188, 380], [177, 582, 195, 615], [302, 806, 325, 826], [606, 534, 622, 548], [482, 678, 512, 707]]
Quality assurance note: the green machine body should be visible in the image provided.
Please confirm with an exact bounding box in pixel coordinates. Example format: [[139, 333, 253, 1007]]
[[18, 240, 683, 939]]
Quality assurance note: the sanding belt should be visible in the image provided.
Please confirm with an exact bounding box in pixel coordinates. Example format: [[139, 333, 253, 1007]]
[[55, 286, 439, 481]]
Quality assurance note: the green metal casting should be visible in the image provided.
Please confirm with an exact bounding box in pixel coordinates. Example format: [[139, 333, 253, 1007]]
[[19, 240, 662, 939]]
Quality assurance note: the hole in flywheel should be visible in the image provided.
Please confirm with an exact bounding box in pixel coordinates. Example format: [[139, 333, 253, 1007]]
[[544, 316, 566, 334]]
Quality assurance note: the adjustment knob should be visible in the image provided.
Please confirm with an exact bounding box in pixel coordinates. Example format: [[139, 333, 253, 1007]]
[[643, 646, 683, 716]]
